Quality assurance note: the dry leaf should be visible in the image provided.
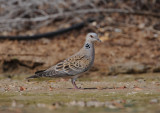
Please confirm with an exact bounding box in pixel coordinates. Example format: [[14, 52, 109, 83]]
[[133, 86, 142, 91], [49, 86, 53, 91], [112, 102, 124, 108], [20, 86, 25, 91], [96, 86, 103, 90], [116, 86, 127, 89]]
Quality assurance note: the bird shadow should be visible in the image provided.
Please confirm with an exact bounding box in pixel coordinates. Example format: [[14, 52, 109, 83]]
[[67, 87, 114, 90]]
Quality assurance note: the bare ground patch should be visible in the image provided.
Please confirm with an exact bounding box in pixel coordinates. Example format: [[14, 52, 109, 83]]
[[0, 74, 160, 113]]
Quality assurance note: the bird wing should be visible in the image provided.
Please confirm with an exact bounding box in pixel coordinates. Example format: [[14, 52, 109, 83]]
[[26, 68, 65, 79], [54, 54, 91, 75]]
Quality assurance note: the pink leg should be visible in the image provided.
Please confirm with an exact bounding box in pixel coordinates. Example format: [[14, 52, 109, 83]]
[[71, 78, 82, 89]]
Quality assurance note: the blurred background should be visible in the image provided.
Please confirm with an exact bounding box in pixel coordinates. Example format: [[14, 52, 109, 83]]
[[0, 0, 160, 77]]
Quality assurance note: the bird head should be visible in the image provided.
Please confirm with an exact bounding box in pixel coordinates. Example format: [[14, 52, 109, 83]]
[[86, 33, 101, 42]]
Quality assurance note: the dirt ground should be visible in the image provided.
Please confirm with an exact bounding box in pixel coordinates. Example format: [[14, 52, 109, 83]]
[[0, 74, 160, 113], [0, 1, 160, 76], [0, 15, 160, 76]]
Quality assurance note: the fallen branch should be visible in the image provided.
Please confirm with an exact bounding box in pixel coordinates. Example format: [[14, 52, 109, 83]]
[[0, 8, 159, 40], [0, 8, 159, 23], [0, 21, 87, 40], [0, 53, 48, 57]]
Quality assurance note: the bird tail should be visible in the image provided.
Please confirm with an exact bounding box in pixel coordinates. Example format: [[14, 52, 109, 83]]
[[26, 74, 39, 79], [26, 70, 45, 79]]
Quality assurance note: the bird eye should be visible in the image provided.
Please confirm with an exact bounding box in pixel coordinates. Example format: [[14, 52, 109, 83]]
[[90, 35, 93, 38]]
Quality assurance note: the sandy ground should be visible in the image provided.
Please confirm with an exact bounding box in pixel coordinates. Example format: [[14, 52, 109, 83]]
[[0, 74, 160, 113]]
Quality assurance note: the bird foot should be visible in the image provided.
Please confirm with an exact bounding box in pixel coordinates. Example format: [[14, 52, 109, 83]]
[[74, 86, 84, 90], [72, 80, 83, 89]]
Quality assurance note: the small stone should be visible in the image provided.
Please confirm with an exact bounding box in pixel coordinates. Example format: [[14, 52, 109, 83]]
[[138, 23, 145, 29], [104, 102, 111, 107], [92, 22, 97, 26], [18, 104, 24, 108], [150, 99, 158, 104], [114, 28, 122, 32], [76, 101, 85, 107], [86, 101, 104, 107], [108, 104, 117, 109], [153, 34, 158, 38], [68, 101, 85, 107], [11, 100, 16, 107], [37, 103, 46, 108], [40, 38, 50, 44]]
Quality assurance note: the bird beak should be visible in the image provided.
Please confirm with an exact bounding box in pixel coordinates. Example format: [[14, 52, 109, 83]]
[[97, 38, 102, 42]]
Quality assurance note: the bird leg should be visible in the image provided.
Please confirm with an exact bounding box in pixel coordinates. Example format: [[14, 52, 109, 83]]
[[71, 78, 82, 89]]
